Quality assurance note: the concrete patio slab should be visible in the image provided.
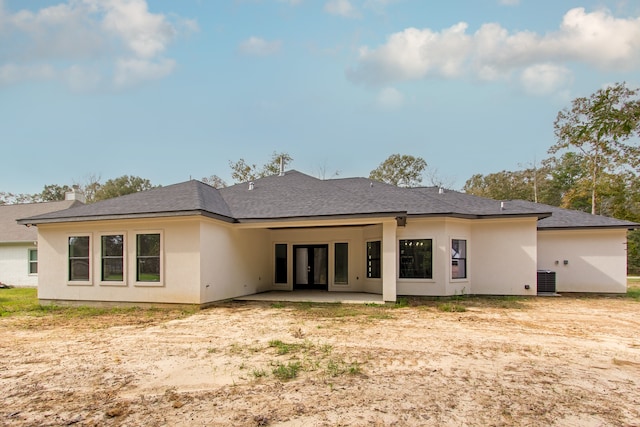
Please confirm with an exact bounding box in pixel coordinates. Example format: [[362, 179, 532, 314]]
[[234, 290, 385, 304]]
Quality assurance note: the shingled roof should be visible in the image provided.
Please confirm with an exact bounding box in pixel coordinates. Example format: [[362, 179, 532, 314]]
[[16, 171, 637, 230], [1, 200, 81, 242]]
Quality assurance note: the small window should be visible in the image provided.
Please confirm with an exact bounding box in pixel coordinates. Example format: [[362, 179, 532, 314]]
[[69, 236, 90, 281], [275, 244, 287, 284], [102, 235, 124, 282], [334, 243, 348, 284], [367, 241, 381, 279], [136, 234, 160, 282], [399, 239, 432, 279], [452, 239, 467, 279], [28, 249, 38, 275]]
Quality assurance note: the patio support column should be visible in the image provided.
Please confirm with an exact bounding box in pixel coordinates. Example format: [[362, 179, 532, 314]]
[[382, 220, 397, 302]]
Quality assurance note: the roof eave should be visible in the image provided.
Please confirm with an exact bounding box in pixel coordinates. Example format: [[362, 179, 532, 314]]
[[538, 224, 639, 231], [17, 210, 237, 226]]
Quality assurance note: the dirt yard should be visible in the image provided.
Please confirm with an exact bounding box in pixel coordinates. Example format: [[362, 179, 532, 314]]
[[1, 295, 639, 426]]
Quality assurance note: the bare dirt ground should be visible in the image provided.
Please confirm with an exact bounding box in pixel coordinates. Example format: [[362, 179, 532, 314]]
[[1, 296, 639, 426]]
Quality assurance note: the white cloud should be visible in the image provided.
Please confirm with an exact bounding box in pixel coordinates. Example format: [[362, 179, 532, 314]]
[[376, 87, 404, 109], [347, 7, 640, 94], [519, 63, 572, 96], [324, 0, 359, 18], [238, 37, 282, 56], [0, 0, 194, 90]]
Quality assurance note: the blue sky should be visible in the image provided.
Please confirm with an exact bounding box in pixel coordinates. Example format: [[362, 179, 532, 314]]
[[1, 0, 639, 194]]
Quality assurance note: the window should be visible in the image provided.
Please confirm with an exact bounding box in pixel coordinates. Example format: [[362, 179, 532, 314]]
[[69, 236, 90, 281], [399, 239, 432, 279], [136, 233, 160, 282], [101, 235, 124, 282], [275, 244, 287, 284], [28, 249, 38, 275], [334, 243, 348, 284], [451, 239, 467, 279], [367, 241, 381, 279]]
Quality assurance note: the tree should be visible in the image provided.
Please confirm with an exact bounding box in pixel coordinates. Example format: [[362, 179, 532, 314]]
[[369, 154, 427, 187], [93, 175, 155, 202], [39, 184, 72, 202], [73, 173, 101, 203], [462, 169, 545, 201], [229, 151, 293, 183], [201, 175, 227, 189], [550, 82, 640, 214]]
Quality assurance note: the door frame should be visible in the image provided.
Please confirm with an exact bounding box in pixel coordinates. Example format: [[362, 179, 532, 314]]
[[293, 244, 329, 290]]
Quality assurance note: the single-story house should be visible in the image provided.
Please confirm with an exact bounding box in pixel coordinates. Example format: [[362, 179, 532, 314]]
[[1, 193, 83, 286], [17, 170, 637, 306]]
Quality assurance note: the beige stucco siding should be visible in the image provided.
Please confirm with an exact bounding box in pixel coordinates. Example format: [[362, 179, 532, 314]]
[[200, 221, 270, 303], [537, 229, 627, 293], [470, 218, 538, 295], [37, 217, 202, 304]]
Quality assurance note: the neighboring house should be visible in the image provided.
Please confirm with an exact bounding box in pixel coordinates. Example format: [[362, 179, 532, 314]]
[[1, 193, 83, 286], [17, 171, 637, 305]]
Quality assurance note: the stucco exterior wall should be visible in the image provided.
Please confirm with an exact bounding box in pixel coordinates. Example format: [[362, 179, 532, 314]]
[[537, 229, 627, 293], [0, 243, 38, 286], [37, 217, 202, 305], [470, 218, 538, 295], [200, 221, 270, 303]]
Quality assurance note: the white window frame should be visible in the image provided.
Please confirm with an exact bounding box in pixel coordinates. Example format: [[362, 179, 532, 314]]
[[99, 232, 127, 287], [67, 233, 93, 286], [334, 242, 349, 285], [366, 240, 382, 280], [398, 238, 434, 280], [27, 248, 38, 276]]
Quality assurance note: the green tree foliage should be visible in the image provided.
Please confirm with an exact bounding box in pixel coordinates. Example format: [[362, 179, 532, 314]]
[[39, 184, 72, 201], [463, 169, 542, 201], [229, 151, 293, 183], [550, 82, 640, 214], [93, 175, 156, 202], [201, 175, 227, 189], [369, 154, 427, 187]]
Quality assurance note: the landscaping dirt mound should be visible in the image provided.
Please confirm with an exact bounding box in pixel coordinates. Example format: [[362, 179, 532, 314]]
[[1, 296, 639, 426]]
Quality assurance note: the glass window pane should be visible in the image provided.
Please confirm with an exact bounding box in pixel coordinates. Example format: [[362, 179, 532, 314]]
[[367, 241, 381, 279], [399, 239, 432, 279], [452, 239, 467, 279], [29, 250, 38, 274], [69, 236, 89, 257], [69, 236, 90, 281], [137, 234, 160, 282], [102, 235, 123, 257], [102, 258, 124, 281], [275, 244, 287, 283], [137, 234, 160, 256], [335, 243, 348, 284]]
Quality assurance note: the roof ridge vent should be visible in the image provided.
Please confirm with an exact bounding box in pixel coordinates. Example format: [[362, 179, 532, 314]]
[[438, 187, 444, 194]]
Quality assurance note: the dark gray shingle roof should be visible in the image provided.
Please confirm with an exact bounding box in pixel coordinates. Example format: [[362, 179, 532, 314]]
[[16, 171, 637, 230], [18, 181, 233, 224], [509, 200, 638, 229]]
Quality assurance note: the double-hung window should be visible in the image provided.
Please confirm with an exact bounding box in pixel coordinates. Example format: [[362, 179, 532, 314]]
[[451, 239, 467, 279], [136, 233, 161, 282], [399, 239, 432, 279], [101, 235, 124, 282], [69, 236, 90, 282], [28, 249, 38, 275]]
